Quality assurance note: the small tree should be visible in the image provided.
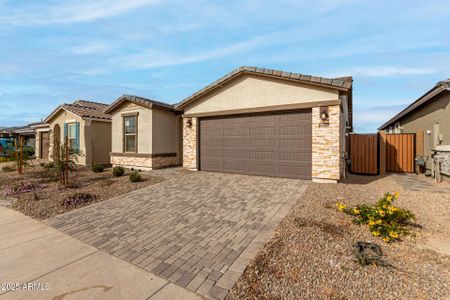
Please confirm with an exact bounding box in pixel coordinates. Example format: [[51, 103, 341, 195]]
[[5, 136, 30, 174], [51, 136, 83, 186]]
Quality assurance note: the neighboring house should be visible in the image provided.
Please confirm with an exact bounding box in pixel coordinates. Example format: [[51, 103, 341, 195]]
[[32, 122, 51, 160], [176, 66, 353, 183], [105, 95, 182, 170], [379, 79, 450, 171], [43, 100, 112, 166], [0, 122, 48, 158]]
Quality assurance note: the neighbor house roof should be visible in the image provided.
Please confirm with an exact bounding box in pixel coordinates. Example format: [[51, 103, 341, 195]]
[[176, 66, 353, 109], [104, 95, 176, 114], [44, 99, 111, 123], [378, 79, 450, 130]]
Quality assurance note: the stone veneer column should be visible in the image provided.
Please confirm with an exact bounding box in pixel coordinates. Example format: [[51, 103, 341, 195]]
[[183, 117, 197, 170], [312, 105, 341, 183]]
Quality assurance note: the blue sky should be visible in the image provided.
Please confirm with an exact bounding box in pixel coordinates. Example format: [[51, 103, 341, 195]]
[[0, 0, 448, 132]]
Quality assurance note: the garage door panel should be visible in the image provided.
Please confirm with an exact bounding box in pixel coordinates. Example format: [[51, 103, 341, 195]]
[[223, 149, 250, 159], [223, 161, 249, 172], [279, 164, 311, 178], [201, 160, 223, 171], [223, 138, 249, 147], [223, 127, 248, 137], [249, 162, 278, 175], [200, 109, 312, 179], [250, 139, 280, 148], [249, 150, 278, 160]]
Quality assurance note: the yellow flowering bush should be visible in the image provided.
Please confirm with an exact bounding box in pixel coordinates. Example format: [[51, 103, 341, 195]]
[[336, 192, 415, 243]]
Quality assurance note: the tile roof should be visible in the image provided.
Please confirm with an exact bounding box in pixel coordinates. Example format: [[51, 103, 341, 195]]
[[104, 95, 176, 114], [176, 66, 353, 109], [378, 79, 450, 130], [45, 99, 111, 123]]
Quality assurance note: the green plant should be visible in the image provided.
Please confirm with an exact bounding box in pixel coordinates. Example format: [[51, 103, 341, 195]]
[[92, 164, 104, 173], [112, 166, 125, 177], [50, 139, 83, 186], [1, 165, 16, 172], [43, 162, 54, 169], [336, 192, 415, 243], [129, 171, 142, 183]]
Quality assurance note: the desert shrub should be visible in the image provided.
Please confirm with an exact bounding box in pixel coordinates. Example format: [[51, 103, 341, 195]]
[[129, 171, 142, 183], [336, 192, 415, 243], [1, 165, 16, 172], [3, 182, 47, 196], [91, 164, 104, 173], [112, 166, 125, 177], [353, 241, 384, 266], [62, 193, 96, 206], [43, 162, 54, 169]]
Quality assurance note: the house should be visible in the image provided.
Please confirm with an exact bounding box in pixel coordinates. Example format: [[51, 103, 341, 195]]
[[0, 122, 48, 158], [32, 122, 51, 160], [105, 95, 182, 170], [43, 100, 112, 166], [379, 79, 450, 172], [176, 66, 353, 183]]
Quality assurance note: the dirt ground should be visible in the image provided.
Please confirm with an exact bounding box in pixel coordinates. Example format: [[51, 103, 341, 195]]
[[0, 162, 165, 219], [227, 174, 450, 300]]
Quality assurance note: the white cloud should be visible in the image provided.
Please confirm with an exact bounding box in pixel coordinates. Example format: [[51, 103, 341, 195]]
[[69, 42, 111, 55], [331, 66, 436, 77], [115, 35, 267, 69], [1, 0, 161, 25]]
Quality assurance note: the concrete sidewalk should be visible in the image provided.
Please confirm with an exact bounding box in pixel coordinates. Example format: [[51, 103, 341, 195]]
[[0, 207, 203, 300]]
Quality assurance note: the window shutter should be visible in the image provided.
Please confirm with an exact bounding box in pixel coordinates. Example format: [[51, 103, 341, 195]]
[[75, 122, 80, 153], [63, 123, 68, 141]]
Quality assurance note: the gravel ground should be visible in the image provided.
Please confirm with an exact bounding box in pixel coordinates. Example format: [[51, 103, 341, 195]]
[[0, 163, 167, 219], [227, 174, 450, 300]]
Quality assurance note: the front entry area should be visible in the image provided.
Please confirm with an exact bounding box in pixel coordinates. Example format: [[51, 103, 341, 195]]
[[199, 109, 312, 179]]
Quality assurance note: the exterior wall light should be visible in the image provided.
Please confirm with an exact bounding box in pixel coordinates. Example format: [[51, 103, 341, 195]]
[[186, 118, 192, 128], [320, 106, 329, 122]]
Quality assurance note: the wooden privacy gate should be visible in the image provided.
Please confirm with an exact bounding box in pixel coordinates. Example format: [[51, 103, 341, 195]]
[[349, 133, 416, 175], [349, 134, 378, 174], [385, 133, 415, 173]]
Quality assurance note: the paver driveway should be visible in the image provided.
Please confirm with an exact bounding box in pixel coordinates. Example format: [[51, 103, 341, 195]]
[[46, 171, 308, 299]]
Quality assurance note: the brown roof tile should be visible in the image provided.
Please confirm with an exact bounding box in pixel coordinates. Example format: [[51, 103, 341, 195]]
[[45, 100, 111, 123], [104, 95, 176, 114]]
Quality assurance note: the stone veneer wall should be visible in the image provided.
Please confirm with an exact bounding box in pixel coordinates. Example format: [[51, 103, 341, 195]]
[[183, 117, 197, 169], [312, 105, 342, 182], [111, 155, 178, 170], [152, 156, 178, 169]]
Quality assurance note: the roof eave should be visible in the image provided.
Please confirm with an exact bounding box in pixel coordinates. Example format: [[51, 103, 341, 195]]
[[175, 68, 351, 110], [378, 84, 447, 130]]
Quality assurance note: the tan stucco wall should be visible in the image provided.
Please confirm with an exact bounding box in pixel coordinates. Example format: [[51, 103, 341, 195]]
[[110, 101, 180, 168], [47, 110, 86, 165], [397, 92, 450, 170], [152, 108, 180, 155], [88, 120, 112, 165], [111, 102, 152, 154], [184, 75, 340, 116]]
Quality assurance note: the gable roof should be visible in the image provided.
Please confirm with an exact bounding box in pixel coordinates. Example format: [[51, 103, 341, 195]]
[[378, 79, 450, 130], [176, 66, 353, 109], [104, 95, 176, 114], [44, 99, 111, 123]]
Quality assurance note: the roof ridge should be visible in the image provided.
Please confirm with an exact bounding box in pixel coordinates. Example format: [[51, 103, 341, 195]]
[[73, 99, 109, 106]]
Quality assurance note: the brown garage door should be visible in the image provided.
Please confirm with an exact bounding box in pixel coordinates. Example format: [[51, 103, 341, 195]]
[[199, 109, 312, 179]]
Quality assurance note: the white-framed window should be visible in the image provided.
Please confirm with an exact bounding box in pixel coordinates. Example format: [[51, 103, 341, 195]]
[[124, 115, 137, 152], [67, 123, 77, 150]]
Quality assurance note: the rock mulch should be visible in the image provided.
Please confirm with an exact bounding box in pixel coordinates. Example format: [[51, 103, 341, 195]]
[[227, 174, 450, 300], [0, 164, 165, 219]]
